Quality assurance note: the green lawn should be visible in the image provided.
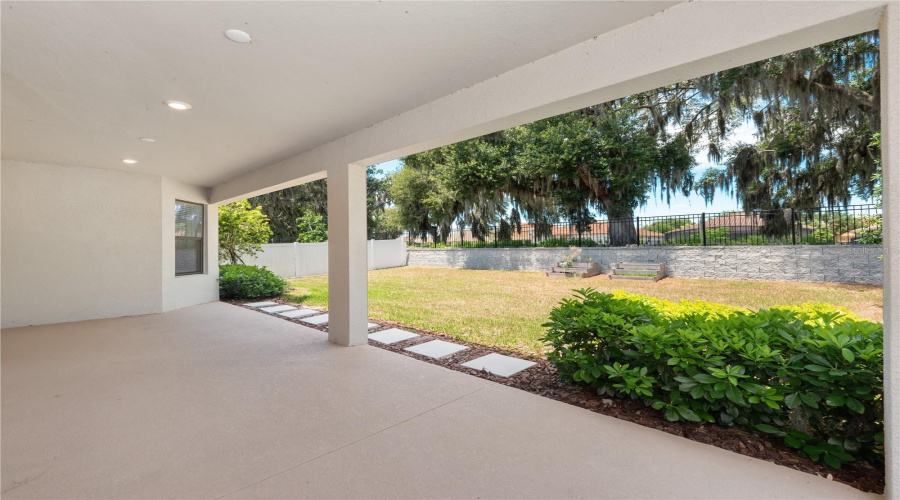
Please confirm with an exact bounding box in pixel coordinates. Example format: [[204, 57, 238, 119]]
[[283, 267, 883, 356]]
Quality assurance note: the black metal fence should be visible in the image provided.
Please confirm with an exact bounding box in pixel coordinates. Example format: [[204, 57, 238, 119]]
[[394, 204, 882, 248]]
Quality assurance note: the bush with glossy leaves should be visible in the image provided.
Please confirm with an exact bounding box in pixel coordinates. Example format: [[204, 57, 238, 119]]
[[543, 289, 883, 468]]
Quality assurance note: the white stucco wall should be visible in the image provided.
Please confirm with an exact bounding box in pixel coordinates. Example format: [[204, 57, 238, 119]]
[[1, 160, 163, 328], [160, 178, 219, 312], [0, 160, 219, 328]]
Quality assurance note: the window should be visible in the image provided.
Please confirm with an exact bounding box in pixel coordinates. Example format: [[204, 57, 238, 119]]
[[175, 200, 204, 275]]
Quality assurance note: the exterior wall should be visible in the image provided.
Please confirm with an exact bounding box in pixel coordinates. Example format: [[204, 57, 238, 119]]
[[244, 239, 407, 278], [0, 160, 219, 329], [1, 160, 164, 328], [160, 178, 219, 312], [407, 246, 883, 285]]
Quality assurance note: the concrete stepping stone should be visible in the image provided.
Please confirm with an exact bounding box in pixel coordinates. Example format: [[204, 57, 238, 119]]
[[245, 301, 278, 308], [404, 340, 468, 359], [300, 314, 330, 325], [367, 323, 379, 329], [368, 328, 419, 345], [260, 305, 297, 314], [461, 353, 536, 378], [278, 308, 320, 319]]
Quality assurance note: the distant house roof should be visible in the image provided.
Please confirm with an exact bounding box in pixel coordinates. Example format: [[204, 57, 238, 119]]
[[514, 222, 661, 238], [669, 213, 766, 233], [665, 213, 815, 233], [586, 222, 662, 237]]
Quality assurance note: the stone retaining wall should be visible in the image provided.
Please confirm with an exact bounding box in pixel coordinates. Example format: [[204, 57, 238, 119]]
[[406, 245, 883, 285]]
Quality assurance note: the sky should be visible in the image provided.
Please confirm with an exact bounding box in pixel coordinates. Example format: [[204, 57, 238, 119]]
[[370, 121, 872, 220]]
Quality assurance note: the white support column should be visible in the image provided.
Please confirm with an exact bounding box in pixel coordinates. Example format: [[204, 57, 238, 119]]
[[326, 163, 369, 346], [881, 3, 900, 497]]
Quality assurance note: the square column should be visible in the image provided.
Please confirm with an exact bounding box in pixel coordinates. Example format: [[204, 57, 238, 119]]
[[881, 3, 900, 497], [326, 164, 369, 346]]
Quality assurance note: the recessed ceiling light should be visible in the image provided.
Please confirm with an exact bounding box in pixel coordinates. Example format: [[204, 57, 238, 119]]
[[122, 159, 138, 164], [164, 100, 192, 111], [139, 137, 156, 143], [224, 29, 252, 43]]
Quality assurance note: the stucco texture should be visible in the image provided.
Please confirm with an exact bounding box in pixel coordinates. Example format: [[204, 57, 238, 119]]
[[1, 160, 218, 328]]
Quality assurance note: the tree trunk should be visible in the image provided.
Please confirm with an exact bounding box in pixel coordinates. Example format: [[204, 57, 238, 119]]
[[439, 224, 451, 244], [608, 213, 639, 246], [595, 188, 639, 247]]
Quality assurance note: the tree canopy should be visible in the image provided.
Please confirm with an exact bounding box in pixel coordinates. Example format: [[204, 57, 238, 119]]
[[296, 212, 328, 243], [391, 108, 695, 245], [218, 200, 273, 264], [240, 33, 880, 247], [624, 32, 880, 211], [247, 166, 394, 242], [388, 32, 880, 245]]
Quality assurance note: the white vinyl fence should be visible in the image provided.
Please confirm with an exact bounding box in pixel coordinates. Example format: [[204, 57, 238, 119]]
[[243, 239, 407, 278]]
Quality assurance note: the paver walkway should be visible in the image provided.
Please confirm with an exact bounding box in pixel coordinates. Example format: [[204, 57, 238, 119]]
[[299, 314, 329, 325], [461, 353, 537, 378], [405, 339, 468, 359], [368, 328, 419, 345], [249, 302, 540, 380], [245, 301, 278, 308], [278, 308, 320, 319], [260, 305, 296, 314]]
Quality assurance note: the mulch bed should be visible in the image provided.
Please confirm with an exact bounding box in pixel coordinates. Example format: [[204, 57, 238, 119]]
[[226, 299, 884, 494]]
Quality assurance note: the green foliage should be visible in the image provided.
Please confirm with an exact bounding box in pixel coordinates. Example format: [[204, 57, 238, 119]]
[[856, 134, 883, 245], [394, 113, 694, 246], [408, 237, 602, 249], [643, 218, 692, 234], [296, 212, 328, 243], [855, 215, 882, 245], [538, 238, 598, 248], [248, 167, 392, 242], [390, 138, 511, 241], [218, 201, 273, 265], [509, 113, 694, 223], [644, 32, 881, 211], [366, 166, 395, 238], [388, 33, 880, 240], [218, 265, 287, 300], [370, 206, 404, 239], [249, 182, 327, 242], [543, 290, 883, 468]]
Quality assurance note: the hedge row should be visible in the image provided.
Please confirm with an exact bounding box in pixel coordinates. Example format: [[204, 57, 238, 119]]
[[543, 289, 883, 468], [219, 264, 287, 300]]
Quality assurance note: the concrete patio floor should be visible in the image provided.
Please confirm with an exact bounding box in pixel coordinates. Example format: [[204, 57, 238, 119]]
[[1, 302, 875, 499]]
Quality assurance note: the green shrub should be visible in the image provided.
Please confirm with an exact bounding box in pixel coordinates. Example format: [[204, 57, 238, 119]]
[[219, 265, 287, 300], [543, 289, 883, 468]]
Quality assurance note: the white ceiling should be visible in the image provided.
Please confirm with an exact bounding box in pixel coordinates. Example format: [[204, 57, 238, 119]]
[[1, 1, 678, 187]]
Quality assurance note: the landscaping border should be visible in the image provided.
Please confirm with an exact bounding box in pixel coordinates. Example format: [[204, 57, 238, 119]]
[[407, 245, 883, 285]]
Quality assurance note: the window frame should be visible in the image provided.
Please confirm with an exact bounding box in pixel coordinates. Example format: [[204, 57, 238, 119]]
[[175, 200, 205, 276]]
